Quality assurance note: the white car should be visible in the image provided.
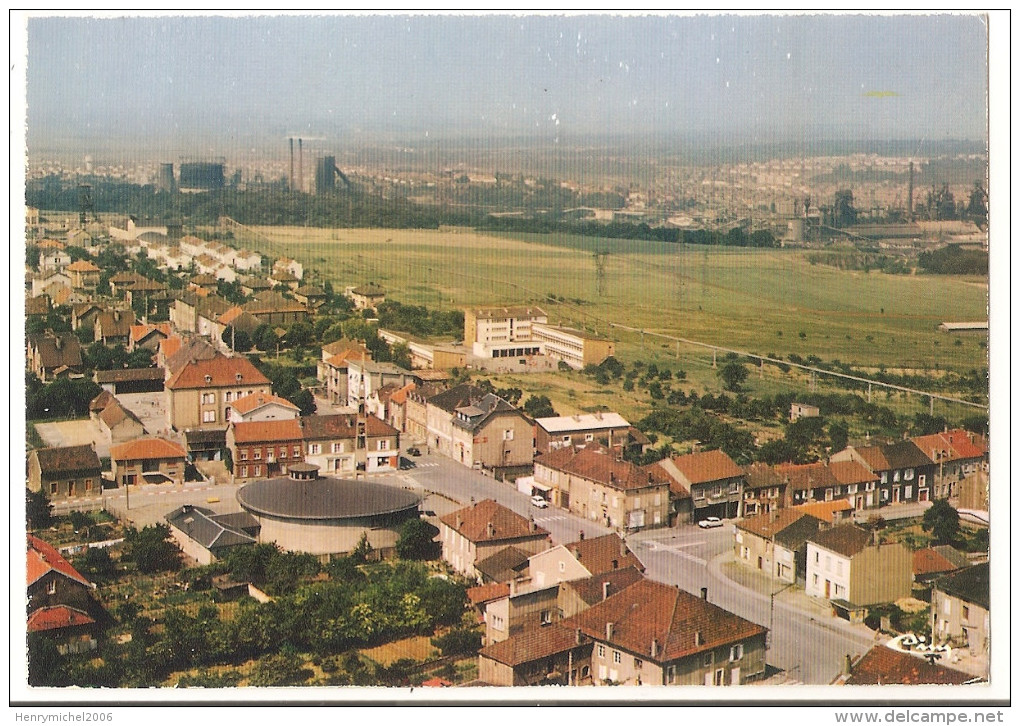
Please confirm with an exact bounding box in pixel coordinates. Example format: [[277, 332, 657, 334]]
[[530, 495, 549, 509], [697, 516, 723, 529]]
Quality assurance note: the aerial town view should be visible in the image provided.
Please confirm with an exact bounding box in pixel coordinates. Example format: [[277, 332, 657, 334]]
[[14, 12, 1002, 707]]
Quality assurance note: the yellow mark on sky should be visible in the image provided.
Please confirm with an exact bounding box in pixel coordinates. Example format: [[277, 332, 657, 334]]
[[863, 90, 900, 98]]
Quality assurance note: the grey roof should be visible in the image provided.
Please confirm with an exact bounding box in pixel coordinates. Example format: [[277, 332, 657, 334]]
[[882, 441, 935, 470], [451, 392, 519, 433], [474, 546, 531, 583], [774, 513, 825, 550], [932, 545, 973, 570], [934, 562, 989, 610], [166, 505, 258, 552], [237, 475, 420, 521], [426, 383, 489, 414]]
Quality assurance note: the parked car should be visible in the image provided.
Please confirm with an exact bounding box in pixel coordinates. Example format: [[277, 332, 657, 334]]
[[407, 447, 421, 456], [530, 495, 549, 509], [697, 516, 723, 529]]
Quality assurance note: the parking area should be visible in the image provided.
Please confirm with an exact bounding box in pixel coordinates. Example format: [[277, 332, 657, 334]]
[[117, 391, 174, 440]]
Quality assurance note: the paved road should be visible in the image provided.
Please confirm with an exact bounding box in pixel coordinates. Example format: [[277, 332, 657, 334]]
[[56, 449, 881, 684]]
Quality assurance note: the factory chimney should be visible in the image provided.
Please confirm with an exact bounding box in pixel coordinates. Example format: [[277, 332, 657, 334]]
[[908, 161, 915, 221], [289, 138, 295, 192], [298, 138, 304, 193]]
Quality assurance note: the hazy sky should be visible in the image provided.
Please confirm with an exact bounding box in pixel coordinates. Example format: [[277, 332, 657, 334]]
[[23, 13, 988, 150]]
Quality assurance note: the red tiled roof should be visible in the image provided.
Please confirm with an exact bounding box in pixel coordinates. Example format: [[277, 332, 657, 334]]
[[420, 677, 453, 688], [809, 524, 873, 558], [913, 548, 962, 578], [388, 382, 416, 405], [159, 335, 183, 361], [912, 430, 987, 463], [737, 508, 822, 539], [129, 323, 172, 343], [27, 535, 91, 588], [743, 462, 787, 490], [775, 461, 839, 491], [166, 354, 270, 390], [440, 499, 550, 544], [828, 460, 877, 486], [792, 499, 853, 524], [232, 392, 299, 416], [66, 260, 100, 272], [564, 533, 645, 576], [562, 566, 646, 607], [844, 646, 975, 685], [110, 437, 187, 462], [27, 605, 96, 633], [466, 582, 511, 606], [536, 447, 670, 492], [565, 578, 766, 664], [230, 418, 304, 444], [670, 449, 744, 484], [478, 622, 582, 667]]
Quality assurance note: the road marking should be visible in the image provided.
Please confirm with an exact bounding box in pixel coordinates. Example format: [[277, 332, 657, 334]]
[[534, 515, 567, 523]]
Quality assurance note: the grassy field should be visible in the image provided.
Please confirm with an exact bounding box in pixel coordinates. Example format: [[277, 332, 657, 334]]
[[224, 224, 989, 375]]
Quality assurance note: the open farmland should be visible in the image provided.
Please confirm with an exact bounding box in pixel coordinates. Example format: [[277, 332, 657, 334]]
[[224, 224, 989, 376]]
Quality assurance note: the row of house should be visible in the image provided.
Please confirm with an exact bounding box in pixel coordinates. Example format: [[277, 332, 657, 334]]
[[436, 498, 767, 687]]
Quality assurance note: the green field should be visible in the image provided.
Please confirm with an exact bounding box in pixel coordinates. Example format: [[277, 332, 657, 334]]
[[225, 224, 988, 376]]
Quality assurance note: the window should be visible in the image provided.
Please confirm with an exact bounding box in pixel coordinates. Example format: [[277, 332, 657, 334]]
[[47, 580, 57, 595], [613, 651, 621, 664], [503, 429, 514, 441], [881, 489, 889, 501], [634, 658, 643, 670], [540, 610, 553, 625], [848, 484, 858, 494], [293, 445, 301, 457], [201, 392, 215, 404], [84, 479, 93, 492], [597, 644, 605, 658], [813, 574, 819, 586], [225, 392, 232, 402], [729, 481, 739, 494], [666, 665, 676, 684], [836, 561, 843, 576], [905, 485, 912, 499], [563, 435, 571, 442], [240, 466, 248, 478], [378, 440, 389, 451], [880, 472, 888, 484], [309, 444, 320, 455], [654, 493, 661, 506], [703, 652, 713, 667], [825, 556, 831, 571], [202, 410, 216, 423], [714, 668, 725, 686], [729, 644, 743, 661], [253, 449, 262, 460], [918, 474, 926, 487], [240, 450, 248, 461], [253, 465, 261, 476], [492, 615, 505, 632], [585, 433, 594, 442], [50, 482, 58, 495], [559, 561, 565, 573], [814, 551, 820, 564], [904, 468, 915, 481], [893, 471, 901, 483], [825, 488, 833, 501], [633, 497, 640, 508], [332, 442, 343, 454], [866, 481, 875, 491], [962, 605, 970, 622], [942, 599, 951, 615], [612, 497, 618, 508]]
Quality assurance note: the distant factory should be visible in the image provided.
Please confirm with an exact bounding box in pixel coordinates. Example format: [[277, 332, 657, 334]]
[[288, 137, 350, 194]]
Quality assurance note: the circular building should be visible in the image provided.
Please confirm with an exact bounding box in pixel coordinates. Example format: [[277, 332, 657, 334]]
[[236, 463, 421, 557]]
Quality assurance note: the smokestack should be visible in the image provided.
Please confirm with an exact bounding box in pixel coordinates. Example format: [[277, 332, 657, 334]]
[[289, 138, 294, 191], [298, 138, 304, 193], [701, 587, 708, 601], [907, 161, 915, 221], [606, 622, 614, 641], [602, 581, 610, 601]]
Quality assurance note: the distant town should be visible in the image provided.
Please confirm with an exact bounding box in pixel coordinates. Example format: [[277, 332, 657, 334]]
[[23, 128, 990, 692]]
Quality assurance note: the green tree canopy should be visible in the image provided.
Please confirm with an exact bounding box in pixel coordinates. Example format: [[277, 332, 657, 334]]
[[921, 499, 960, 544], [395, 518, 440, 561], [718, 361, 749, 392]]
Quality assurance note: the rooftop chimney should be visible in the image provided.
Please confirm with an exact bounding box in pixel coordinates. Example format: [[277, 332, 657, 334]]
[[509, 578, 516, 596], [576, 628, 583, 645], [606, 622, 614, 641], [529, 517, 537, 533], [620, 539, 628, 557], [470, 497, 476, 508], [651, 638, 659, 658], [578, 530, 585, 541], [486, 522, 495, 538], [602, 581, 610, 601], [701, 587, 708, 601], [694, 631, 702, 646], [843, 654, 853, 676], [456, 514, 463, 530]]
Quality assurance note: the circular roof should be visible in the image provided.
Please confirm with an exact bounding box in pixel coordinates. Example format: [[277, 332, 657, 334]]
[[237, 476, 420, 521]]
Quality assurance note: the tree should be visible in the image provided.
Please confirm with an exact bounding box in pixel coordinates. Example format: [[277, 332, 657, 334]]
[[350, 532, 373, 564], [395, 518, 440, 560], [431, 628, 481, 657], [247, 651, 312, 687], [523, 394, 557, 418], [75, 547, 118, 581], [828, 420, 850, 454], [832, 189, 858, 227], [221, 325, 252, 353], [285, 321, 314, 350], [252, 323, 278, 352], [922, 499, 960, 544], [718, 361, 749, 392], [26, 488, 52, 530], [124, 523, 181, 574]]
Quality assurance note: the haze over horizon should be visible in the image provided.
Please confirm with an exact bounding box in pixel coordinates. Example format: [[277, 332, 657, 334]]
[[23, 13, 988, 158]]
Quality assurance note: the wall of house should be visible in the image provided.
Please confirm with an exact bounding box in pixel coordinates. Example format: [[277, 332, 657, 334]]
[[477, 656, 516, 687], [529, 547, 591, 589], [426, 403, 456, 457], [463, 412, 534, 469], [484, 597, 511, 645], [562, 476, 669, 531], [28, 573, 93, 613], [849, 543, 912, 606], [112, 457, 185, 487], [504, 586, 561, 639], [168, 524, 215, 566], [440, 524, 478, 577], [28, 461, 102, 500], [658, 633, 767, 686], [931, 589, 989, 655], [475, 535, 550, 567], [690, 477, 745, 521], [806, 543, 852, 601], [107, 417, 146, 445], [734, 530, 775, 578]]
